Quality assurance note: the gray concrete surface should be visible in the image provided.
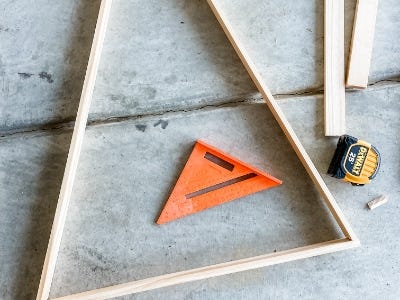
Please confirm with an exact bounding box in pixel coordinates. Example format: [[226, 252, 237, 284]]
[[2, 85, 399, 299], [1, 0, 400, 132], [1, 0, 400, 299]]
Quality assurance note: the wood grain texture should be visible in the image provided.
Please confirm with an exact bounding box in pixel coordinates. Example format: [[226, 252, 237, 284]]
[[347, 0, 379, 89], [324, 0, 345, 136], [36, 1, 113, 299]]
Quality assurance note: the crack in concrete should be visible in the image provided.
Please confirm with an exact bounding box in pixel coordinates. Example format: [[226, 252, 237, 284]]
[[0, 120, 76, 139], [1, 77, 399, 139], [365, 77, 400, 87], [274, 77, 400, 99], [274, 87, 324, 99], [88, 97, 259, 128]]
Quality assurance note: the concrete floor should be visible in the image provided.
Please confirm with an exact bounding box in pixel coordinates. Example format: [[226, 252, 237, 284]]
[[1, 0, 399, 299]]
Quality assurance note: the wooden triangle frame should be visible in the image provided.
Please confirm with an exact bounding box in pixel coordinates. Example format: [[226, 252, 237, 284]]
[[36, 0, 360, 299]]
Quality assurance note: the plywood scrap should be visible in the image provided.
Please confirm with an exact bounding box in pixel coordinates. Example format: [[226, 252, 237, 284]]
[[347, 0, 379, 89]]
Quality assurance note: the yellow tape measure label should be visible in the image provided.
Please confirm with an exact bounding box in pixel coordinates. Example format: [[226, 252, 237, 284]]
[[344, 144, 369, 176]]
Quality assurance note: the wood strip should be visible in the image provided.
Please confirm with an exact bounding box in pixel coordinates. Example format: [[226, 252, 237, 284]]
[[324, 0, 345, 136], [36, 1, 113, 299], [52, 239, 358, 300], [347, 0, 379, 89], [207, 0, 357, 241]]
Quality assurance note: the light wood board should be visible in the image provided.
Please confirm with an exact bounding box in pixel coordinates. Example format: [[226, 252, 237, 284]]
[[324, 0, 346, 136], [347, 0, 379, 89]]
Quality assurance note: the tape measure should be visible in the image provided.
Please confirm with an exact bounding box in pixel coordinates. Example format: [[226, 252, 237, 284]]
[[327, 135, 380, 186]]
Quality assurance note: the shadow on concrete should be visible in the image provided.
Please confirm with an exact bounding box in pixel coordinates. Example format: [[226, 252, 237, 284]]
[[10, 0, 101, 298], [344, 0, 357, 72]]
